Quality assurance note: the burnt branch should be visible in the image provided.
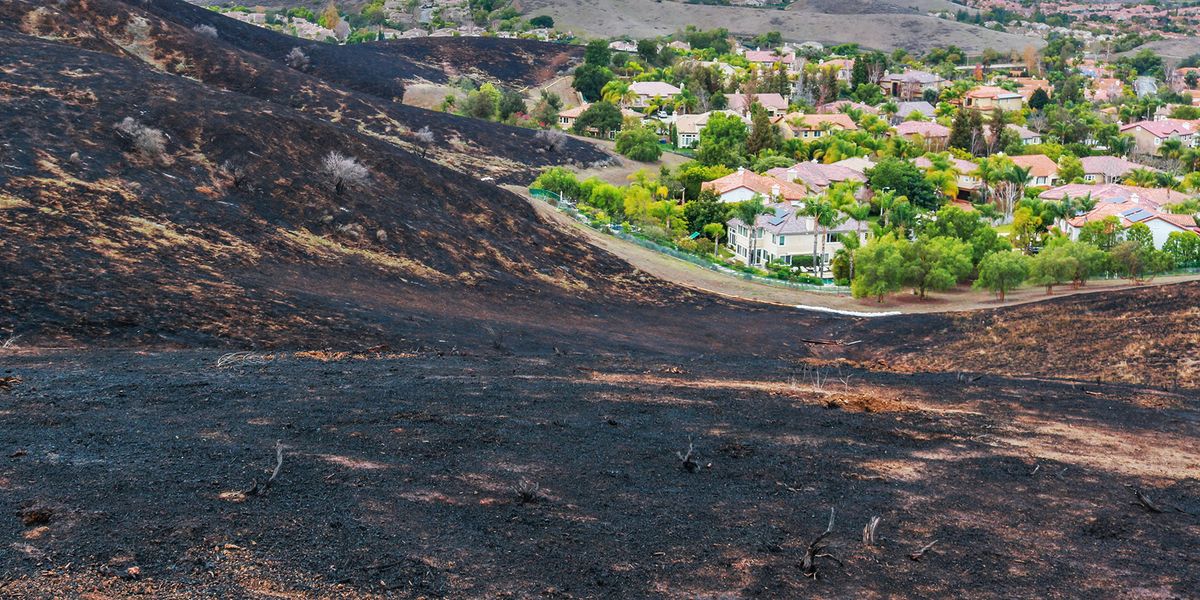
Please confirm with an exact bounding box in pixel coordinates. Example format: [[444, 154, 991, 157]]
[[244, 439, 284, 497], [801, 508, 839, 579]]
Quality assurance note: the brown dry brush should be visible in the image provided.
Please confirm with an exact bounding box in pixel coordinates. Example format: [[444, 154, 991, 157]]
[[244, 440, 284, 497]]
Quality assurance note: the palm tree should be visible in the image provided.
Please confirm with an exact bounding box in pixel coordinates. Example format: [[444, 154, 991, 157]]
[[881, 101, 898, 123], [601, 80, 635, 105], [839, 201, 871, 280], [1124, 168, 1160, 187], [1108, 134, 1134, 159], [1000, 164, 1032, 221], [801, 196, 833, 273], [1159, 139, 1185, 160]]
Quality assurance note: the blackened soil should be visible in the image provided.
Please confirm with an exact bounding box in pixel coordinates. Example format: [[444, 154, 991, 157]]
[[1, 350, 1196, 598]]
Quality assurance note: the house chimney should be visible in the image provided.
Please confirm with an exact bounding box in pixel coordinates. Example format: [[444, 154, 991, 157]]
[[737, 166, 745, 174], [1130, 193, 1140, 204], [786, 168, 797, 182], [771, 184, 781, 197]]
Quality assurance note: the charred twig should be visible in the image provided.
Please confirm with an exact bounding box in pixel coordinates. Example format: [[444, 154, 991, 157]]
[[676, 437, 699, 472], [1126, 485, 1163, 513], [801, 508, 839, 579], [909, 540, 937, 561], [514, 479, 541, 504], [862, 516, 880, 546], [1, 335, 20, 349], [244, 440, 284, 497]]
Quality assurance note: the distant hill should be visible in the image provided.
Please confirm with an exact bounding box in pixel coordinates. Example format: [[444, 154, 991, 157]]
[[524, 0, 1038, 54]]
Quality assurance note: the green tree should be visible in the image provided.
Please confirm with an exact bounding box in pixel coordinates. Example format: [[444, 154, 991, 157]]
[[1111, 240, 1174, 283], [1010, 206, 1044, 254], [498, 88, 526, 120], [974, 250, 1029, 301], [683, 189, 730, 231], [572, 101, 623, 137], [901, 236, 974, 299], [866, 157, 940, 210], [1125, 222, 1155, 250], [463, 83, 502, 120], [852, 233, 909, 301], [572, 64, 614, 102], [1057, 154, 1084, 184], [615, 126, 663, 162], [1163, 231, 1200, 267], [533, 166, 581, 199], [676, 162, 733, 200], [1028, 244, 1077, 294], [702, 222, 726, 255], [1078, 216, 1124, 250], [1028, 87, 1050, 110], [695, 113, 748, 167], [584, 39, 611, 66], [746, 104, 780, 155]]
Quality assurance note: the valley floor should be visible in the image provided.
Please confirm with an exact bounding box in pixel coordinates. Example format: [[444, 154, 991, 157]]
[[1, 349, 1196, 598]]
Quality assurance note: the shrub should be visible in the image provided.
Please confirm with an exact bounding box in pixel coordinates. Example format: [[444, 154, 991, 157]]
[[320, 151, 369, 195], [534, 129, 567, 153], [973, 251, 1029, 301], [414, 126, 435, 157], [615, 126, 662, 162], [114, 117, 167, 162], [285, 47, 310, 70]]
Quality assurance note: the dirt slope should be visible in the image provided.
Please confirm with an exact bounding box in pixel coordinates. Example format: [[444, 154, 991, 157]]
[[525, 0, 1040, 54]]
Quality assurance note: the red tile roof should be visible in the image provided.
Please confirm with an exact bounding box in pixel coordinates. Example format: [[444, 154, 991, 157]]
[[701, 168, 808, 201]]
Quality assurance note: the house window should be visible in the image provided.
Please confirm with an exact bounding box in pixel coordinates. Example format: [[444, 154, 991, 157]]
[[777, 235, 786, 245], [826, 233, 839, 243]]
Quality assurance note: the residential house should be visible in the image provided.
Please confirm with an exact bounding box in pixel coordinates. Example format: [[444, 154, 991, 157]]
[[893, 101, 936, 122], [607, 40, 638, 53], [819, 58, 855, 83], [1010, 154, 1059, 187], [818, 100, 878, 115], [831, 157, 876, 177], [557, 103, 642, 138], [1007, 124, 1042, 145], [892, 121, 951, 151], [671, 110, 743, 148], [914, 155, 980, 197], [1120, 119, 1199, 155], [963, 86, 1024, 112], [766, 162, 866, 194], [1080, 156, 1160, 184], [701, 167, 808, 203], [726, 200, 864, 270], [781, 113, 858, 140], [1012, 77, 1051, 102], [1040, 183, 1191, 210], [626, 81, 682, 109], [666, 40, 691, 52], [724, 93, 789, 118], [880, 70, 948, 101], [744, 49, 799, 73], [1087, 78, 1124, 103], [1042, 185, 1200, 248]]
